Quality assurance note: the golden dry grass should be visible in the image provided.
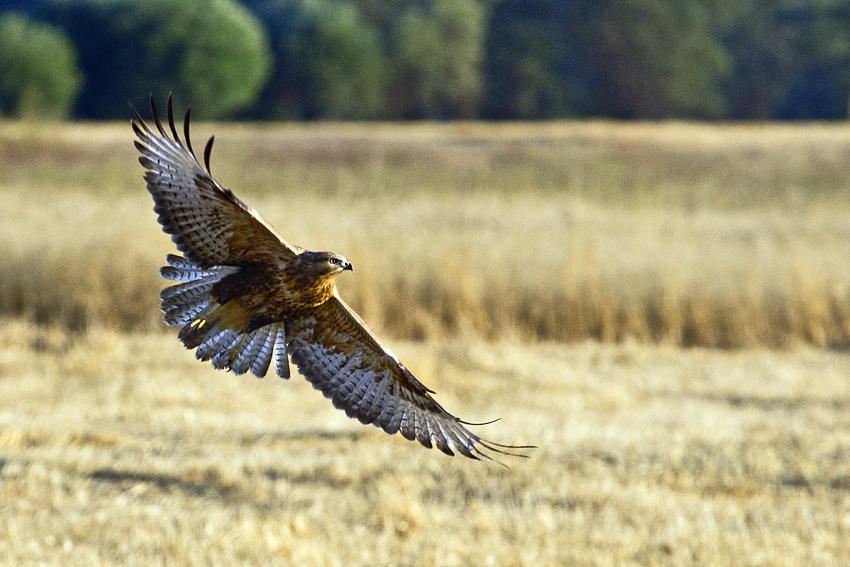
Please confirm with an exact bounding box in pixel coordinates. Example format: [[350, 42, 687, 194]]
[[2, 319, 850, 566], [3, 120, 850, 565], [3, 120, 850, 347]]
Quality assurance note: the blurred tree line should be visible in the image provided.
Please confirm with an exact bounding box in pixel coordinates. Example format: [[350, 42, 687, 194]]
[[0, 0, 848, 120]]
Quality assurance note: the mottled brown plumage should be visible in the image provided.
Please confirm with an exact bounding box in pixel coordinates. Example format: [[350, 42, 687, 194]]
[[133, 95, 532, 461]]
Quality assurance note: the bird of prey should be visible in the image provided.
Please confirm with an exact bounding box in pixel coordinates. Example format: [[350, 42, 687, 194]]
[[132, 96, 530, 461]]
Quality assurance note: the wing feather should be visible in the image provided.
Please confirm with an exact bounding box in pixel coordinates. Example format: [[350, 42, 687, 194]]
[[333, 366, 377, 416], [359, 374, 389, 425], [380, 392, 401, 435], [132, 95, 300, 268], [287, 295, 530, 460]]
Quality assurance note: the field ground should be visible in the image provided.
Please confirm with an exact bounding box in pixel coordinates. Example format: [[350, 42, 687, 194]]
[[3, 120, 850, 565], [1, 320, 850, 566]]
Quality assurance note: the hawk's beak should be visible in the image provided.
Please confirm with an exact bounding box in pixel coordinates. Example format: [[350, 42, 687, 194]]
[[344, 262, 353, 272]]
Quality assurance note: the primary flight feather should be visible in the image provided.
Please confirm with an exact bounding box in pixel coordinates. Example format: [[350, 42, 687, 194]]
[[133, 95, 530, 461]]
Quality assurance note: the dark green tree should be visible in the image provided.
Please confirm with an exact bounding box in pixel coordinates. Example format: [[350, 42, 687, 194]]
[[298, 0, 388, 119], [596, 0, 731, 118], [243, 0, 387, 119], [717, 0, 797, 119], [389, 0, 486, 118], [482, 0, 602, 119], [14, 0, 850, 120], [774, 1, 850, 119], [45, 0, 271, 119], [0, 11, 81, 119]]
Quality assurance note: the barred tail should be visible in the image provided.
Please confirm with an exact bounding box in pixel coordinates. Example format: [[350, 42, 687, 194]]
[[157, 254, 290, 379], [159, 254, 238, 326]]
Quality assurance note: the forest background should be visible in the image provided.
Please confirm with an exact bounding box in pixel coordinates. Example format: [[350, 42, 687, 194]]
[[2, 0, 850, 122]]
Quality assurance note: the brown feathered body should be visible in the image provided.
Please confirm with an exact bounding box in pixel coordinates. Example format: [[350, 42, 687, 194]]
[[133, 96, 531, 461], [178, 254, 340, 348]]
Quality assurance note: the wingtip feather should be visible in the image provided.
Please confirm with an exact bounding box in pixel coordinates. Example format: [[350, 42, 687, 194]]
[[166, 93, 181, 144], [149, 95, 163, 136], [204, 136, 215, 174], [183, 106, 194, 158]]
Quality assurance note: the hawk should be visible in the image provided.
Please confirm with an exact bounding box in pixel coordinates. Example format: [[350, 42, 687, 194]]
[[132, 96, 530, 461]]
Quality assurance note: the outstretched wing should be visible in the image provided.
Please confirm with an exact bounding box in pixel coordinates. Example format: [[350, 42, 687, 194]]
[[132, 95, 300, 268], [287, 295, 532, 460]]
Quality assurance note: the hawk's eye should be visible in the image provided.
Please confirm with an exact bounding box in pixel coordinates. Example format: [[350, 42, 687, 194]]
[[329, 258, 339, 265]]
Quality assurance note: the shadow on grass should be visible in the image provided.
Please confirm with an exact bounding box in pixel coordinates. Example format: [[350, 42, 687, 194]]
[[89, 468, 241, 500], [239, 428, 368, 444]]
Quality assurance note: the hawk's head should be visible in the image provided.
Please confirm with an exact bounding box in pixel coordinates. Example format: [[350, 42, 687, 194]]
[[299, 251, 353, 280]]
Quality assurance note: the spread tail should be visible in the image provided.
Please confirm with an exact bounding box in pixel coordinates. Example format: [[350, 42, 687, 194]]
[[158, 255, 290, 378]]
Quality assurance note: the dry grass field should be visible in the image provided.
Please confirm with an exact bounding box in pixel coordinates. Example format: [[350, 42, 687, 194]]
[[3, 120, 850, 346], [2, 321, 850, 566], [2, 119, 850, 565]]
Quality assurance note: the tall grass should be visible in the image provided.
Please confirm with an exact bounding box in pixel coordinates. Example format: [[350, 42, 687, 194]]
[[3, 120, 850, 347]]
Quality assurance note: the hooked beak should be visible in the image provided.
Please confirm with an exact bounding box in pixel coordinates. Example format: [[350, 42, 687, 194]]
[[344, 262, 353, 272]]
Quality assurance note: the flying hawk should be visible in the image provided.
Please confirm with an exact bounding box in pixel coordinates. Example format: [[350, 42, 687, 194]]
[[132, 96, 530, 461]]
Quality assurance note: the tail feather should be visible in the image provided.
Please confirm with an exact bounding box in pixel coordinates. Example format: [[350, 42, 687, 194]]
[[273, 325, 290, 378], [230, 330, 262, 375], [250, 324, 277, 378], [163, 298, 210, 327], [197, 328, 240, 361], [157, 255, 290, 379], [209, 331, 243, 368], [212, 336, 244, 370], [161, 254, 204, 272], [158, 255, 238, 327], [178, 316, 215, 350], [160, 277, 218, 304], [160, 254, 237, 281]]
